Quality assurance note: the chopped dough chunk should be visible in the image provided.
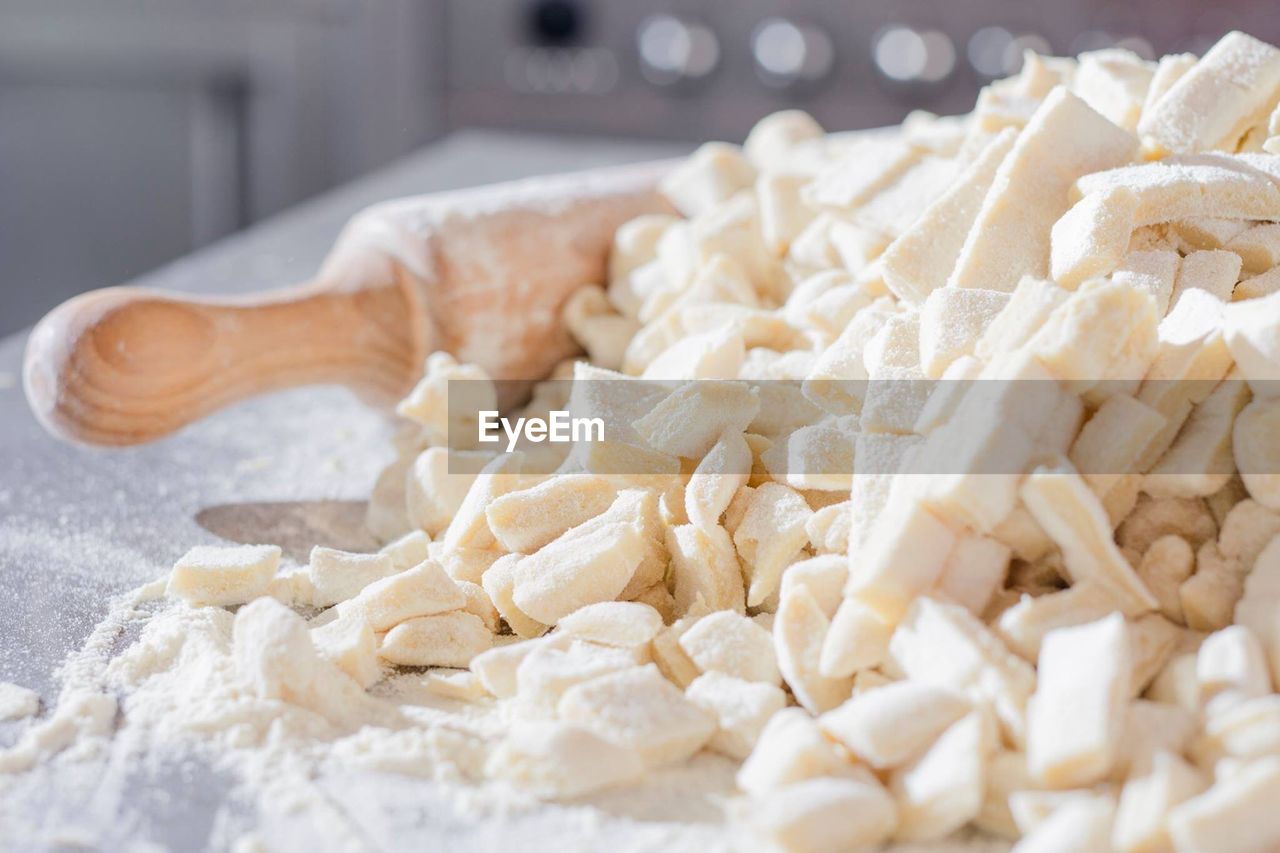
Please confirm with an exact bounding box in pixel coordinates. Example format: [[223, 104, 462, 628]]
[[1138, 31, 1280, 154], [379, 611, 492, 668], [557, 664, 716, 767], [487, 721, 645, 799], [167, 544, 281, 607], [1027, 614, 1131, 788], [948, 88, 1138, 293], [740, 776, 898, 853], [820, 680, 970, 769]]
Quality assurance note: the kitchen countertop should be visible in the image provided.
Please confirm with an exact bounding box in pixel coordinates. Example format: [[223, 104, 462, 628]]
[[0, 130, 689, 850]]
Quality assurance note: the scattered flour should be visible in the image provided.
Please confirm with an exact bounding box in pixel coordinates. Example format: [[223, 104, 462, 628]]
[[0, 581, 745, 851]]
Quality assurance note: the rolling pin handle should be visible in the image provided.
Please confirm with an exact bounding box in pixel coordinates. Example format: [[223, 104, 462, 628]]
[[22, 281, 421, 447]]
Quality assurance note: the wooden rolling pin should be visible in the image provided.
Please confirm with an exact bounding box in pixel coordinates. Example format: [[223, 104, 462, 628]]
[[24, 161, 676, 447]]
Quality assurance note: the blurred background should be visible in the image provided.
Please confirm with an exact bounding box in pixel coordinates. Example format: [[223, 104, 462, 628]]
[[2, 0, 1277, 337]]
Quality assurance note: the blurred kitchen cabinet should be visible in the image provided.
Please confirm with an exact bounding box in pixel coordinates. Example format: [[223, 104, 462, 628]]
[[0, 0, 445, 336]]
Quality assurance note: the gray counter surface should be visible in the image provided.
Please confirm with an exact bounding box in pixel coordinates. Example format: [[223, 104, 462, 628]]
[[0, 131, 690, 851]]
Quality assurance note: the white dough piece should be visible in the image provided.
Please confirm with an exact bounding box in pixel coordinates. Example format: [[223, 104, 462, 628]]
[[1145, 370, 1249, 500], [733, 482, 812, 607], [167, 544, 281, 607], [685, 672, 787, 760], [634, 381, 760, 457], [1235, 266, 1280, 302], [948, 88, 1138, 293], [1167, 756, 1280, 853], [481, 554, 549, 640], [439, 452, 526, 553], [557, 664, 716, 767], [1173, 217, 1251, 252], [1141, 52, 1197, 118], [1020, 462, 1158, 614], [918, 288, 1010, 378], [1169, 249, 1243, 311], [890, 711, 994, 841], [667, 523, 746, 615], [511, 520, 646, 626], [563, 285, 639, 370], [1197, 624, 1274, 700], [879, 129, 1019, 305], [1050, 187, 1140, 288], [421, 668, 488, 702], [736, 706, 853, 795], [339, 559, 465, 631], [1026, 279, 1159, 394], [659, 142, 755, 218], [851, 154, 959, 239], [1027, 613, 1131, 788], [469, 635, 569, 698], [379, 530, 431, 571], [1235, 398, 1280, 509], [889, 597, 1037, 748], [774, 587, 854, 713], [1073, 48, 1155, 131], [803, 137, 920, 212], [1138, 31, 1280, 154], [739, 776, 898, 853], [395, 353, 496, 448], [311, 615, 381, 689], [1223, 289, 1280, 396], [232, 598, 372, 726], [1225, 222, 1280, 276], [487, 721, 645, 799], [378, 611, 492, 668], [679, 610, 780, 686], [819, 595, 893, 679], [844, 494, 958, 623], [484, 475, 617, 554], [405, 448, 493, 538], [1074, 158, 1280, 227], [743, 110, 824, 171], [512, 639, 635, 715], [756, 171, 814, 256], [307, 547, 400, 609], [1011, 794, 1117, 853], [819, 680, 970, 769], [778, 554, 847, 618], [1111, 249, 1179, 316], [975, 276, 1069, 362], [556, 601, 663, 650]]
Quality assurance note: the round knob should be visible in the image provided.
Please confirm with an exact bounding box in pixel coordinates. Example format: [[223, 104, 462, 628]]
[[637, 14, 720, 87], [873, 26, 956, 86], [526, 0, 585, 47], [751, 17, 835, 89]]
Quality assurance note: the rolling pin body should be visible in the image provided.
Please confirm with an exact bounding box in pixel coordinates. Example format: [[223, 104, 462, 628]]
[[24, 162, 674, 446]]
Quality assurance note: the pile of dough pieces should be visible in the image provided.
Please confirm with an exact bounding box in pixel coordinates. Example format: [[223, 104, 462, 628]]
[[166, 31, 1280, 853]]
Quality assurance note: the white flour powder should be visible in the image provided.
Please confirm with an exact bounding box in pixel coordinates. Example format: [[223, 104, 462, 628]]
[[0, 581, 755, 852]]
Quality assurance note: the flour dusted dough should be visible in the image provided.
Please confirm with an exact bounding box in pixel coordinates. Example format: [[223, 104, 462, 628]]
[[18, 29, 1280, 853], [167, 544, 281, 607]]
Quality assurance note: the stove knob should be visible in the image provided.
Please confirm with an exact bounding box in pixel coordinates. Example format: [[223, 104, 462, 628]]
[[751, 17, 835, 89], [637, 14, 720, 87], [873, 25, 956, 86]]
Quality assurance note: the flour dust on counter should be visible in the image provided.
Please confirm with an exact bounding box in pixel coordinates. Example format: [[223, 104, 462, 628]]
[[7, 29, 1280, 853]]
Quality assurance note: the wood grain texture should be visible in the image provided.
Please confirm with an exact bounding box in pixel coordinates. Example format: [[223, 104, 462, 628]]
[[24, 160, 676, 447]]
